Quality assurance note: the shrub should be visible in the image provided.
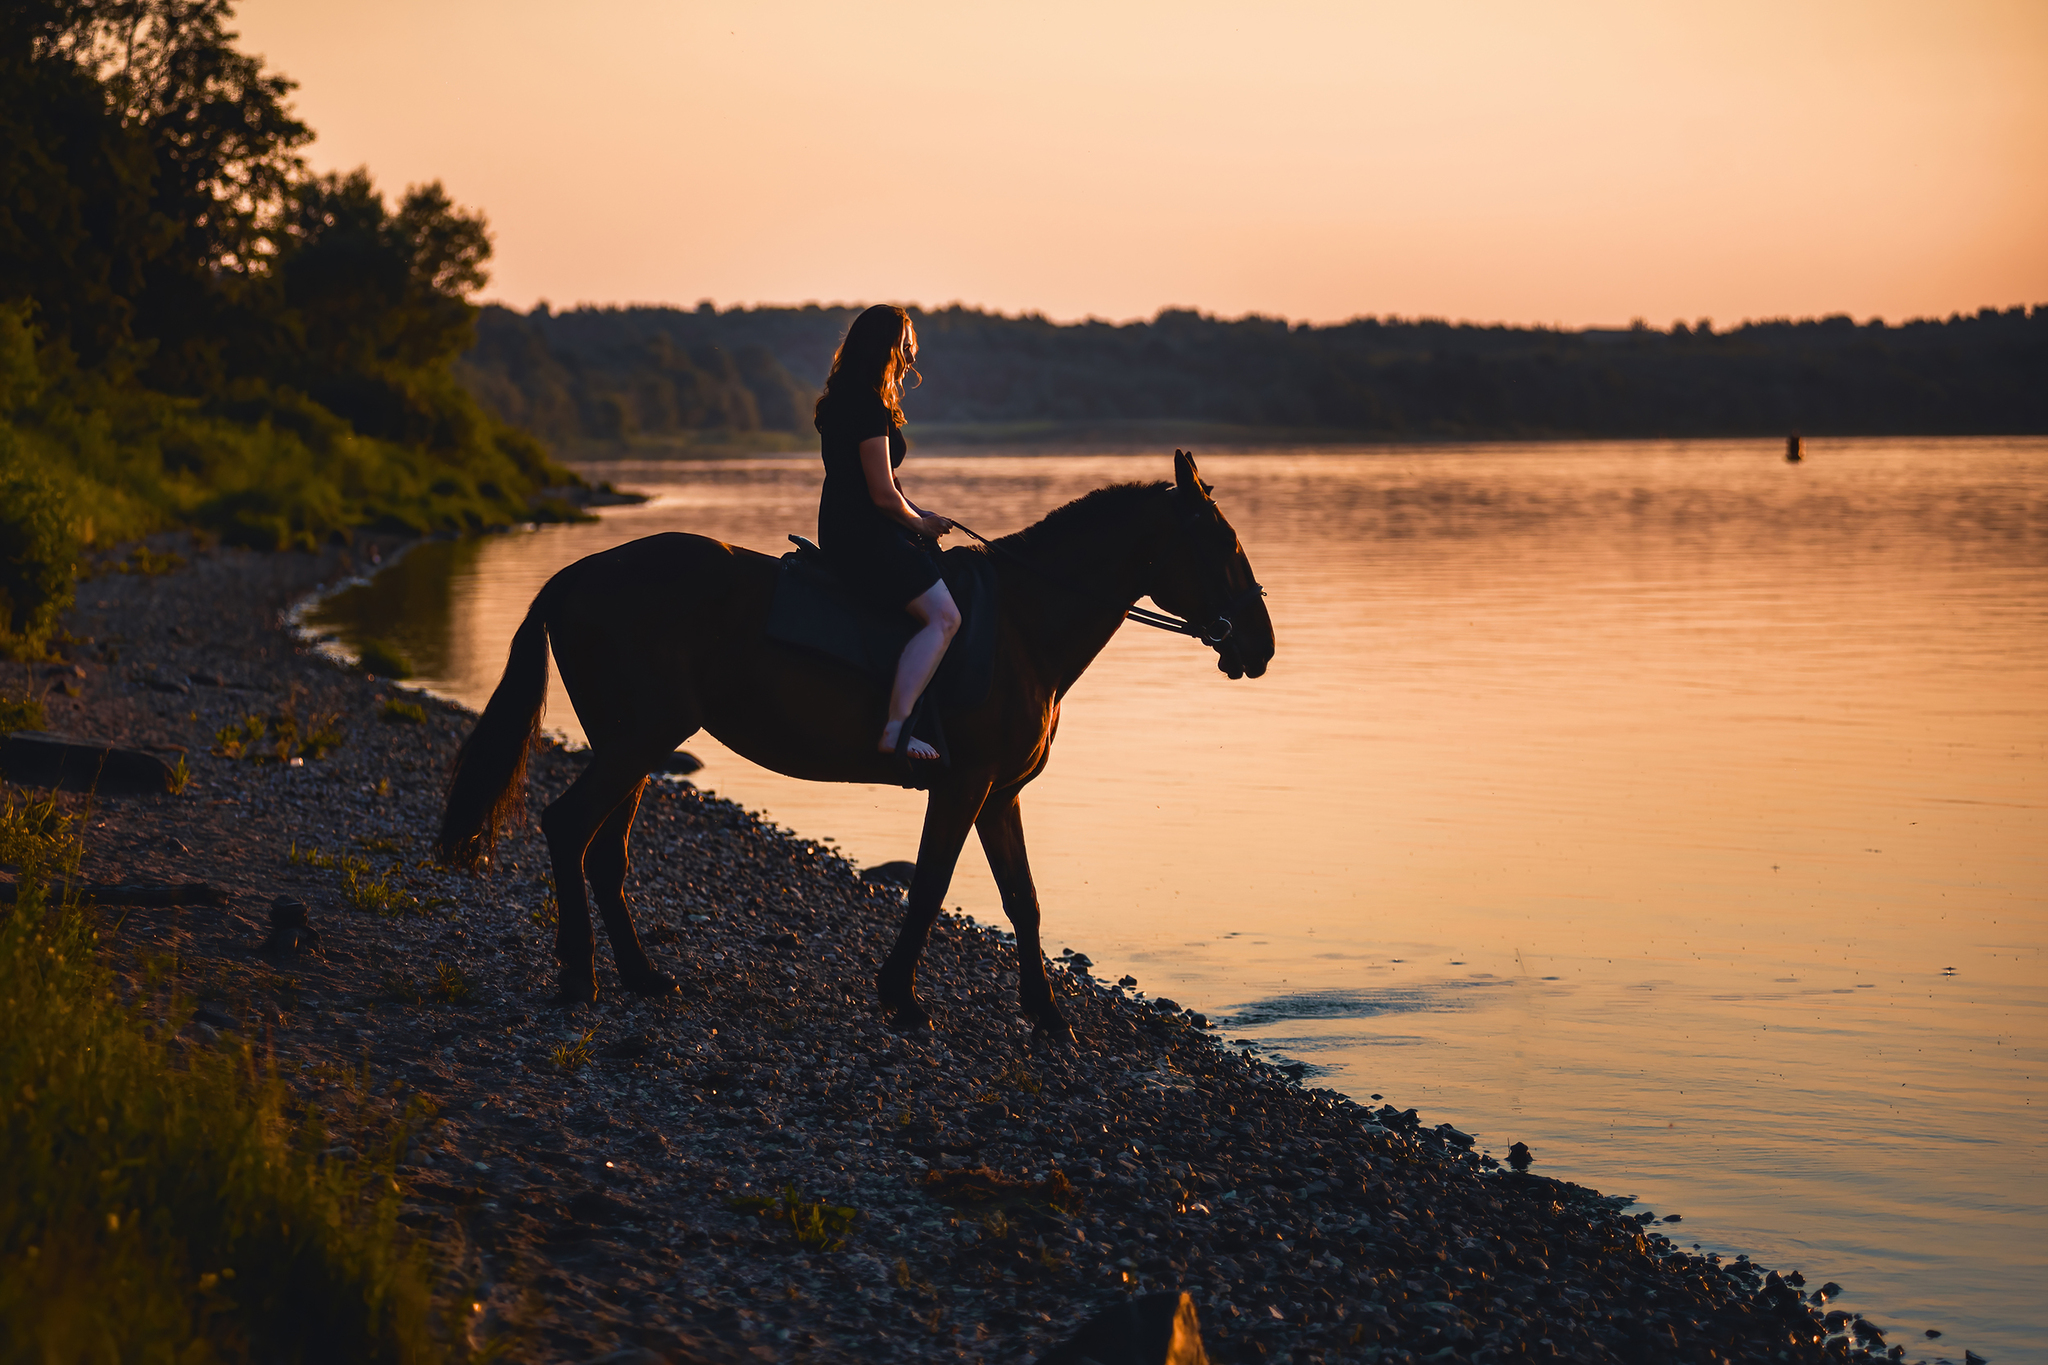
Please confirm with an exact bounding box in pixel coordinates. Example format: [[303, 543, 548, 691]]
[[0, 457, 80, 661], [0, 687, 46, 735]]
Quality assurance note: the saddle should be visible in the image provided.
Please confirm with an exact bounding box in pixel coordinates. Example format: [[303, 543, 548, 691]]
[[764, 537, 999, 784]]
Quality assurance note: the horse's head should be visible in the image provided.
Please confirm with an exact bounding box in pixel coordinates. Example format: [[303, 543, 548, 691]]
[[1148, 450, 1274, 680]]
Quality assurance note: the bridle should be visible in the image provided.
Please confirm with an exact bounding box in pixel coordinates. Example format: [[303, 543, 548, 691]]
[[949, 508, 1267, 649]]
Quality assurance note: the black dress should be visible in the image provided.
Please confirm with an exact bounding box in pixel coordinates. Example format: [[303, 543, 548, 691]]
[[816, 390, 942, 609]]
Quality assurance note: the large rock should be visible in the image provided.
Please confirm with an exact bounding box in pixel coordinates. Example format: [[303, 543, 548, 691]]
[[1037, 1291, 1209, 1365], [861, 860, 918, 888], [0, 731, 178, 796]]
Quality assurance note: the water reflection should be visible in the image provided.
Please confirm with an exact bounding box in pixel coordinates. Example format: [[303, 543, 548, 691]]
[[306, 438, 2047, 1357]]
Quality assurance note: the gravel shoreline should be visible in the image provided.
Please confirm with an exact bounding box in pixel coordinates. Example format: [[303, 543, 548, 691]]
[[11, 535, 1950, 1364]]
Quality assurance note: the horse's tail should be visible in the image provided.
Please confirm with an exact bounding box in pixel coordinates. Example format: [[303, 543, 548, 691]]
[[436, 595, 551, 870]]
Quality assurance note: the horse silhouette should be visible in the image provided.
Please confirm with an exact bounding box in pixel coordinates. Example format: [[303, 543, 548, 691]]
[[435, 450, 1274, 1043]]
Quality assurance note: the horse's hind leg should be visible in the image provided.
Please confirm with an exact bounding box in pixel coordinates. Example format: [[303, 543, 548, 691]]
[[583, 780, 676, 996], [976, 789, 1073, 1046], [540, 746, 673, 1003]]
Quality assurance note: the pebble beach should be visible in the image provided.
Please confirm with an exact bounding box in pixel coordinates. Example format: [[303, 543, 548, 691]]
[[9, 533, 1944, 1365]]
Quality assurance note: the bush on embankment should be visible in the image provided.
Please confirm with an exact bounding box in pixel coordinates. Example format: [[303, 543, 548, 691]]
[[0, 1, 585, 659], [0, 785, 453, 1364]]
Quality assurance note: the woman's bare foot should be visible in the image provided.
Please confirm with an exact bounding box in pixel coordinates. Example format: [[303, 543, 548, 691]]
[[879, 719, 939, 761]]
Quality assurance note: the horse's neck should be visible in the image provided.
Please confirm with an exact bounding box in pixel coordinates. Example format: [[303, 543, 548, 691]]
[[1003, 489, 1165, 695]]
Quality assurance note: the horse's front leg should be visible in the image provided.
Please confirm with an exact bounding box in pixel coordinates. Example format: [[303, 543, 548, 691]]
[[877, 780, 992, 1030], [975, 789, 1074, 1048]]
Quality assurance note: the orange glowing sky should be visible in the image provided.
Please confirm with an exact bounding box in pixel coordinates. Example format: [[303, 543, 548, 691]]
[[235, 0, 2046, 328]]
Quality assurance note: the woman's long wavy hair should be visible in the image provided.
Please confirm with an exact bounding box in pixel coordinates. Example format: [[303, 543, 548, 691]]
[[814, 303, 919, 430]]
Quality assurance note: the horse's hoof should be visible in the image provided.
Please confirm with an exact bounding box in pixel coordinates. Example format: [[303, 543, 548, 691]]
[[549, 983, 598, 1007], [888, 1001, 932, 1032], [1031, 1014, 1077, 1050], [622, 968, 679, 998]]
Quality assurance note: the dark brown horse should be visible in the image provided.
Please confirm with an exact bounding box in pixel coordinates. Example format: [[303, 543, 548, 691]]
[[435, 451, 1273, 1042]]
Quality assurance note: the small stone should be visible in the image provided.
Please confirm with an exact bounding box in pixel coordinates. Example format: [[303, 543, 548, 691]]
[[1507, 1142, 1533, 1171]]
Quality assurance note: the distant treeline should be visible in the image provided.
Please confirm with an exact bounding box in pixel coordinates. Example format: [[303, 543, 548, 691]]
[[457, 302, 2048, 450]]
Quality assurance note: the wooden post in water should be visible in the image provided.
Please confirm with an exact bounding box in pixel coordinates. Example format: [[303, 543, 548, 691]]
[[1785, 432, 1804, 463]]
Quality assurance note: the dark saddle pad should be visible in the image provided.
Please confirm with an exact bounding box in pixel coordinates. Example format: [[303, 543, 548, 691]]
[[765, 537, 998, 714]]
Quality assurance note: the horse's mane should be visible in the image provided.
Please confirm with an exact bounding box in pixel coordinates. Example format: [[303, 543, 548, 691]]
[[998, 481, 1168, 553]]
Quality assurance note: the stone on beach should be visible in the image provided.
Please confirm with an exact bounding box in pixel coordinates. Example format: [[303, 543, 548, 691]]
[[0, 729, 179, 795], [861, 860, 918, 888]]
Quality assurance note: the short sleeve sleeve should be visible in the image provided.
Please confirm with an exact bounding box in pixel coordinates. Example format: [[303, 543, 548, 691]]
[[817, 390, 891, 443]]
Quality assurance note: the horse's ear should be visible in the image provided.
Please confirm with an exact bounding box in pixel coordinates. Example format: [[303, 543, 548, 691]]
[[1173, 449, 1213, 501]]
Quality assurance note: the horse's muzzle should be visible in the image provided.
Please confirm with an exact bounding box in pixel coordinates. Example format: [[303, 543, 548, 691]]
[[1215, 634, 1270, 680]]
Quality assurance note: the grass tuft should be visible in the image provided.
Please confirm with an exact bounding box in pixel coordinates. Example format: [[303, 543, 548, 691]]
[[115, 545, 188, 576], [377, 970, 423, 1005], [427, 963, 473, 1005], [356, 639, 413, 679], [380, 698, 429, 725], [0, 783, 454, 1362], [342, 863, 421, 917], [549, 1028, 594, 1072], [212, 698, 345, 764], [727, 1184, 859, 1253]]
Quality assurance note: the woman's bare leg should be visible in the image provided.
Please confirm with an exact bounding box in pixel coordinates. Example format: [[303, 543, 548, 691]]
[[880, 579, 961, 759]]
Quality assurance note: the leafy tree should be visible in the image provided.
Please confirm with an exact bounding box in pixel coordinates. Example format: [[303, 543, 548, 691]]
[[0, 0, 578, 607]]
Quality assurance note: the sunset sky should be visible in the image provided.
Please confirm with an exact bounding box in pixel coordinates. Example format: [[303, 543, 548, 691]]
[[236, 0, 2047, 328]]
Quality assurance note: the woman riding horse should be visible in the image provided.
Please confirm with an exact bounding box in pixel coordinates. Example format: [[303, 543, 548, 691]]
[[814, 304, 960, 768], [435, 448, 1273, 1041]]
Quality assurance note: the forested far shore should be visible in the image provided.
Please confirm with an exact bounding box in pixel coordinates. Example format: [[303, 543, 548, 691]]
[[456, 301, 2048, 452]]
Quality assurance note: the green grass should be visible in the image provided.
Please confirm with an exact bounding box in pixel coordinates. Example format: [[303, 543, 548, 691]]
[[212, 699, 345, 764], [380, 697, 429, 724], [357, 640, 414, 680], [727, 1184, 860, 1253], [0, 686, 44, 734], [0, 784, 456, 1362], [342, 862, 421, 917], [548, 1028, 594, 1072]]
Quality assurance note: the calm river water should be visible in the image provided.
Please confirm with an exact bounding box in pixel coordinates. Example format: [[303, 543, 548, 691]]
[[310, 438, 2045, 1359]]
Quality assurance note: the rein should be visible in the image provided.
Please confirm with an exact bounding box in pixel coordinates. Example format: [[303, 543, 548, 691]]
[[947, 519, 1262, 646]]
